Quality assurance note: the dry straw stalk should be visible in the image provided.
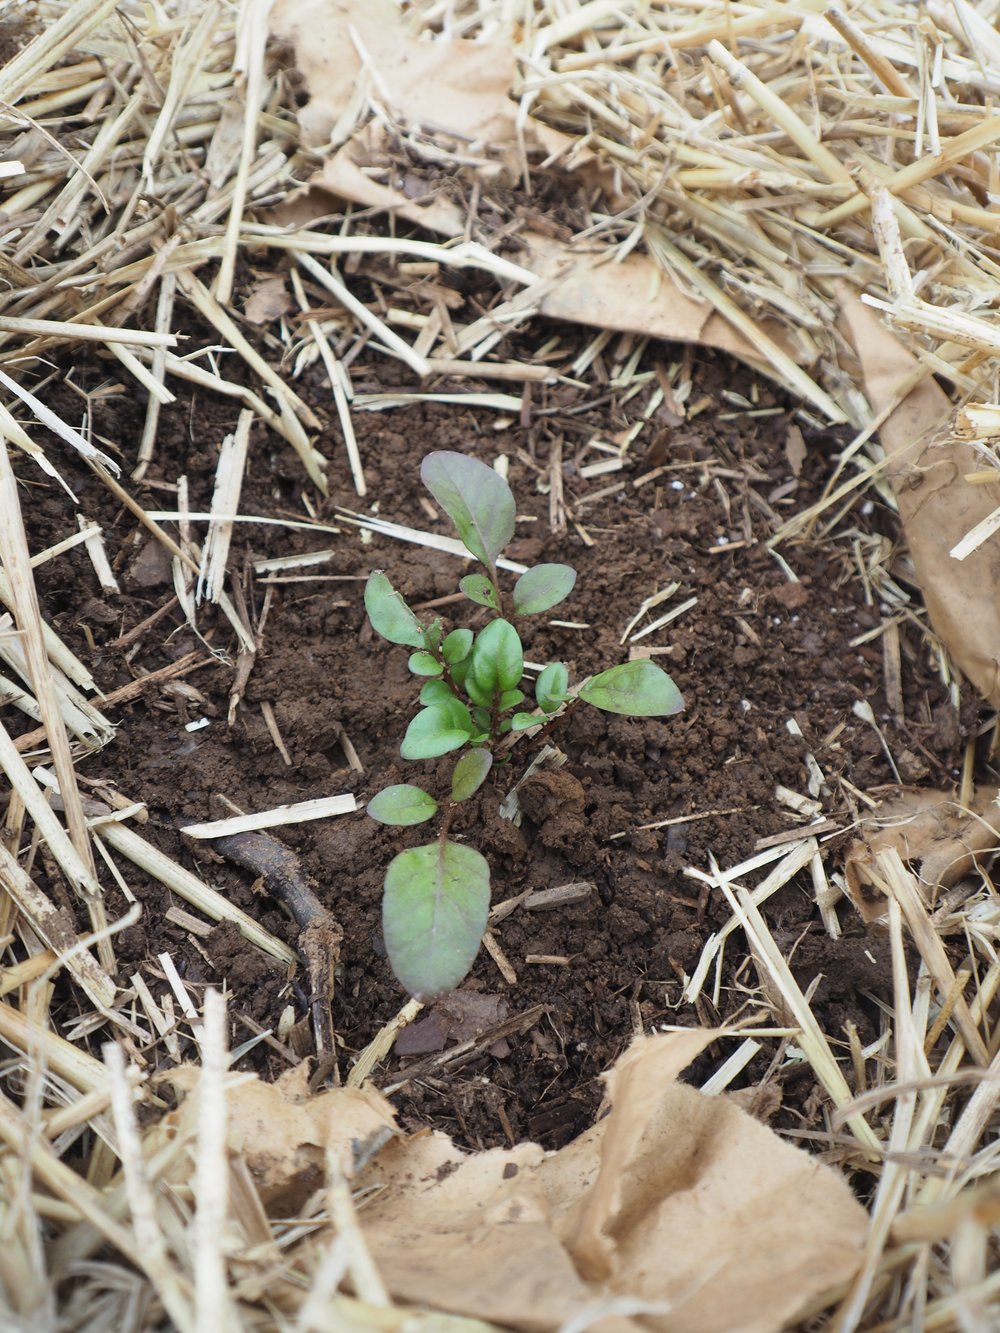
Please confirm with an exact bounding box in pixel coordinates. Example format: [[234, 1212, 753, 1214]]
[[1, 0, 1000, 1328]]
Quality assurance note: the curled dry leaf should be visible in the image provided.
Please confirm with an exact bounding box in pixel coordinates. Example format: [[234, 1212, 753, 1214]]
[[243, 274, 293, 324], [844, 786, 1000, 921], [164, 1032, 866, 1332], [839, 287, 1000, 707], [269, 0, 803, 374]]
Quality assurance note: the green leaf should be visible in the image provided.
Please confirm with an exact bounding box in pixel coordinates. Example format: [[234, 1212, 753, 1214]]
[[459, 574, 500, 610], [510, 712, 537, 731], [423, 619, 443, 652], [422, 452, 516, 568], [464, 675, 493, 709], [535, 662, 569, 713], [442, 628, 473, 664], [578, 660, 684, 716], [472, 706, 491, 732], [383, 840, 490, 999], [512, 563, 577, 616], [364, 571, 424, 647], [400, 701, 473, 760], [451, 749, 493, 802], [499, 688, 524, 711], [419, 679, 454, 705], [470, 619, 523, 696], [450, 658, 469, 689], [408, 651, 443, 677], [367, 785, 438, 826]]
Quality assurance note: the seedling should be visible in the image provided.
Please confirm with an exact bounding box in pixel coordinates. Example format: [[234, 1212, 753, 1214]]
[[365, 451, 684, 999]]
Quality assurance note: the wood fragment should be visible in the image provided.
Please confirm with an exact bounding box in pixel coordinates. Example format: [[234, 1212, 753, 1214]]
[[524, 882, 595, 911], [90, 814, 296, 964], [259, 700, 293, 767], [211, 828, 341, 1065], [482, 928, 518, 984]]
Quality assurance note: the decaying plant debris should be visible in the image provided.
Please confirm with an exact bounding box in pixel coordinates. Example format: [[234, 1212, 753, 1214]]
[[2, 0, 1000, 1329]]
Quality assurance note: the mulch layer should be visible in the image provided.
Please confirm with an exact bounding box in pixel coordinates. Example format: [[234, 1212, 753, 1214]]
[[18, 302, 973, 1155]]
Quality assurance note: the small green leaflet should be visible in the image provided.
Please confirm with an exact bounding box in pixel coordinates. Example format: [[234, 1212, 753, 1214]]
[[578, 660, 684, 716], [451, 749, 492, 802], [400, 700, 473, 759], [442, 628, 473, 663], [470, 619, 523, 695], [367, 784, 438, 826], [408, 651, 443, 677], [472, 706, 491, 732], [459, 574, 499, 610], [464, 674, 492, 708], [419, 679, 454, 705], [512, 563, 577, 616], [421, 452, 516, 568], [364, 571, 424, 648], [383, 840, 490, 998], [535, 661, 568, 713]]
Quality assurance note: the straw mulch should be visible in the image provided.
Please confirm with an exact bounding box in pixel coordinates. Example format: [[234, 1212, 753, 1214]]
[[1, 1, 1000, 1329]]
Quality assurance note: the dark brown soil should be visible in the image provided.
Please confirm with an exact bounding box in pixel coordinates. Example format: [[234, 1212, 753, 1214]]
[[12, 300, 976, 1153]]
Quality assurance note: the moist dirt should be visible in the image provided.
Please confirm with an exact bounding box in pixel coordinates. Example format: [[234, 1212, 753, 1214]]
[[15, 303, 975, 1154]]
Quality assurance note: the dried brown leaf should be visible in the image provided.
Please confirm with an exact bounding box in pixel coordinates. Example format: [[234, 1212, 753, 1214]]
[[840, 287, 1000, 706], [173, 1032, 865, 1332]]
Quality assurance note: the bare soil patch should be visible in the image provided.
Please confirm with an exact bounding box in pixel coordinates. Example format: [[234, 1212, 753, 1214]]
[[19, 313, 972, 1152]]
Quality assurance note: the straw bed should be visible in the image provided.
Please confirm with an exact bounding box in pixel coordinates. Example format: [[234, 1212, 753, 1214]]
[[1, 0, 1000, 1328]]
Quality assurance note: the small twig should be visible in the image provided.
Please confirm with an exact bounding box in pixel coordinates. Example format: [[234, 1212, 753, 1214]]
[[210, 827, 342, 1073], [381, 1003, 547, 1093]]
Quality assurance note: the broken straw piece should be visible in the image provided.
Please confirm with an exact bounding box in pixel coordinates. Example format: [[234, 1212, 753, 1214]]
[[0, 366, 123, 476], [182, 794, 358, 838]]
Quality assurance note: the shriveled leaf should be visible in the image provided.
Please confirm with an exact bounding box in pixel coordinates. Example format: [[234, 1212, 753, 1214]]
[[459, 574, 500, 610], [470, 619, 523, 695], [420, 679, 454, 706], [367, 784, 438, 826], [422, 451, 516, 567], [400, 701, 473, 760], [442, 628, 473, 663], [408, 651, 443, 677], [364, 570, 424, 647], [383, 840, 490, 998], [578, 660, 684, 716], [535, 661, 569, 713], [451, 749, 493, 802], [512, 563, 577, 616]]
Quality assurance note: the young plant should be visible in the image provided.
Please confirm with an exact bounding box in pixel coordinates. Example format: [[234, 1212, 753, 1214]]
[[365, 451, 684, 1000]]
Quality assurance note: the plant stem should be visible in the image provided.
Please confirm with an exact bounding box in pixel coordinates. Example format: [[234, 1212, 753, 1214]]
[[439, 803, 456, 841], [487, 561, 505, 618]]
